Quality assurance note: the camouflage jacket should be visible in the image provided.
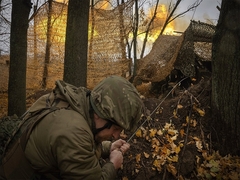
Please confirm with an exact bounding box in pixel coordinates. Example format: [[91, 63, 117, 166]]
[[2, 81, 116, 180]]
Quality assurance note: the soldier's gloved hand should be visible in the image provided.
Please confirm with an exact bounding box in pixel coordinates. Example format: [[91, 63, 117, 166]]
[[110, 149, 123, 169], [111, 139, 130, 155]]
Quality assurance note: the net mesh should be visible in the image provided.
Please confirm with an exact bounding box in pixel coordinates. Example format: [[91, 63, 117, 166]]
[[1, 3, 216, 91], [136, 20, 216, 83]]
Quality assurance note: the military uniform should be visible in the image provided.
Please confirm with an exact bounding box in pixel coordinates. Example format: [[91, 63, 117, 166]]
[[0, 76, 144, 179]]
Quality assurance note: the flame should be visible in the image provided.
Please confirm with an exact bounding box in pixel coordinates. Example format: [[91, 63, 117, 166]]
[[95, 0, 111, 10], [54, 0, 68, 3], [129, 4, 177, 47], [146, 4, 176, 38]]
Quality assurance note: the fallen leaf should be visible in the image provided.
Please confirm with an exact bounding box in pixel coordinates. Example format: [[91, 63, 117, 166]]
[[135, 129, 142, 137], [135, 169, 139, 173], [136, 153, 141, 163], [175, 145, 181, 154], [149, 128, 157, 137], [177, 104, 183, 109], [191, 119, 197, 127], [180, 129, 185, 138], [144, 152, 150, 158], [193, 105, 205, 116], [157, 129, 163, 136], [168, 129, 178, 136], [196, 140, 203, 151], [167, 164, 177, 176], [153, 159, 162, 172], [173, 109, 177, 118]]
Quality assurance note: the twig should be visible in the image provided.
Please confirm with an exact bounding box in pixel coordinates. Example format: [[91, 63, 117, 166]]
[[127, 77, 189, 143]]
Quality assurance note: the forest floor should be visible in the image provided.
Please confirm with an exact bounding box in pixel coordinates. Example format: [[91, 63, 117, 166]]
[[1, 72, 240, 180]]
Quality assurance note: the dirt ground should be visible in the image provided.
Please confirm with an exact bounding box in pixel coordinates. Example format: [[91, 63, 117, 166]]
[[115, 77, 213, 180], [1, 73, 240, 179]]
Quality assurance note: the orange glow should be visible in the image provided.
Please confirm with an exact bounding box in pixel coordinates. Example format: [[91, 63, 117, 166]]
[[95, 0, 110, 10], [54, 0, 68, 4], [151, 4, 175, 35], [130, 4, 177, 43]]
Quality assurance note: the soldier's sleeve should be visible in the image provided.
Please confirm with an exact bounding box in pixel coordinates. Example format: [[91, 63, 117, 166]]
[[52, 111, 116, 180]]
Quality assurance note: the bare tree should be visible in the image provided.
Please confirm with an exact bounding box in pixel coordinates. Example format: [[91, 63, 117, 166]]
[[159, 0, 202, 35], [140, 0, 159, 59], [132, 0, 139, 78], [42, 0, 53, 89], [8, 0, 31, 116]]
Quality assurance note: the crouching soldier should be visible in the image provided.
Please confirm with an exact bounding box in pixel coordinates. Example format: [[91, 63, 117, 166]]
[[0, 75, 144, 180]]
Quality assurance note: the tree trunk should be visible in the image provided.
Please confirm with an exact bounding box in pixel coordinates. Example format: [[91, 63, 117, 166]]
[[8, 0, 31, 116], [88, 0, 95, 78], [140, 0, 159, 59], [63, 0, 90, 87], [42, 0, 53, 89], [211, 0, 240, 155], [132, 0, 138, 78]]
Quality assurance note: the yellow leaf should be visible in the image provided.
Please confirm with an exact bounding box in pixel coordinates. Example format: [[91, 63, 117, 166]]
[[135, 153, 141, 163], [164, 123, 171, 130], [153, 159, 162, 171], [168, 129, 178, 136], [177, 104, 183, 109], [135, 129, 142, 137], [180, 129, 185, 138], [191, 119, 197, 127], [144, 152, 150, 158], [170, 135, 178, 141], [193, 105, 205, 116], [175, 145, 181, 154], [151, 138, 160, 146], [193, 136, 200, 141], [149, 128, 157, 137], [161, 146, 170, 155], [122, 177, 128, 180], [167, 155, 178, 162], [173, 109, 177, 118], [167, 164, 177, 176], [141, 127, 147, 138], [196, 140, 203, 151], [157, 129, 163, 136], [197, 109, 205, 116]]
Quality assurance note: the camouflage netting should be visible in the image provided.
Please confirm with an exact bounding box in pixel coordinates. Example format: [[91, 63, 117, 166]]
[[134, 20, 216, 83], [174, 20, 216, 77], [1, 2, 216, 92], [87, 1, 133, 88], [25, 1, 133, 90], [133, 35, 184, 84]]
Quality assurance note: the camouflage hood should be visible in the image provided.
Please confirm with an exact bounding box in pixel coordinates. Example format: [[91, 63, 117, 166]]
[[90, 76, 144, 132], [54, 80, 91, 122]]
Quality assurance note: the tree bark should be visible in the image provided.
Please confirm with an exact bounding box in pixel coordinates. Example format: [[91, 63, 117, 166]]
[[132, 0, 139, 78], [8, 0, 31, 116], [42, 0, 53, 89], [211, 0, 240, 155], [63, 0, 90, 87]]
